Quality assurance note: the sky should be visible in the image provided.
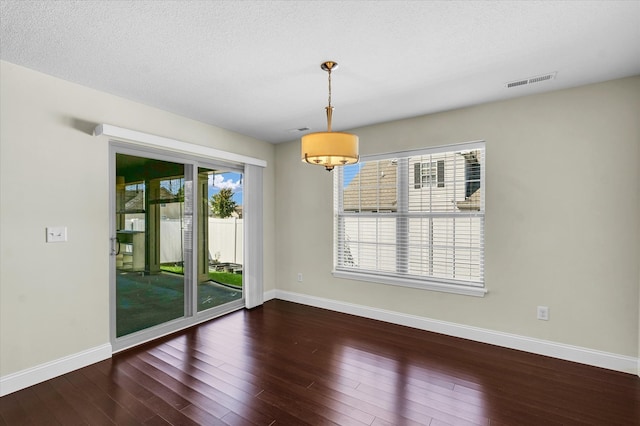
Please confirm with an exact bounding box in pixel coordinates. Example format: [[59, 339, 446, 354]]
[[343, 163, 361, 188], [208, 172, 243, 205]]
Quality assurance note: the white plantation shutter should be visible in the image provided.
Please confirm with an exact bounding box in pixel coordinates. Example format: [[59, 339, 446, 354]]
[[334, 141, 485, 295]]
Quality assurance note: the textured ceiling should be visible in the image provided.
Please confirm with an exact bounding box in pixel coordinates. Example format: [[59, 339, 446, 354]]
[[1, 1, 639, 143]]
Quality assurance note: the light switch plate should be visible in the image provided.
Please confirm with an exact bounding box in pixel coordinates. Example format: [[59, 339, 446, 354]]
[[46, 226, 67, 243]]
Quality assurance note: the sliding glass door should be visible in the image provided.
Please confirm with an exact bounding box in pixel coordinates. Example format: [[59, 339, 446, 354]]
[[197, 167, 244, 313], [114, 153, 190, 338], [111, 146, 244, 350]]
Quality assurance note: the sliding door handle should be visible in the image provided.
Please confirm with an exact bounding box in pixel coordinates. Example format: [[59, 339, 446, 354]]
[[110, 237, 119, 256]]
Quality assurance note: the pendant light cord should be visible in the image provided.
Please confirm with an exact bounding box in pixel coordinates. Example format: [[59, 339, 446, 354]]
[[325, 67, 334, 132], [327, 69, 332, 108]]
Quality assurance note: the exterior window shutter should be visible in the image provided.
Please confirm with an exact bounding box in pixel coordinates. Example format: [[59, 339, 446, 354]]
[[414, 163, 421, 189], [437, 160, 445, 188]]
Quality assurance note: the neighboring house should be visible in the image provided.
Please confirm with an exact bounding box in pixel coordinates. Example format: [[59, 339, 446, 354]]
[[343, 160, 398, 212], [232, 205, 243, 219], [338, 150, 483, 281], [342, 151, 482, 213]]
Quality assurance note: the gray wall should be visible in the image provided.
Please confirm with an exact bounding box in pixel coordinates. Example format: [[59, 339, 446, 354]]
[[1, 58, 638, 379], [275, 76, 640, 359], [0, 61, 276, 377]]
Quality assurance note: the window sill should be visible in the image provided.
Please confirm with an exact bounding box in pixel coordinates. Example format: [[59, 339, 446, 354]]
[[332, 270, 487, 297]]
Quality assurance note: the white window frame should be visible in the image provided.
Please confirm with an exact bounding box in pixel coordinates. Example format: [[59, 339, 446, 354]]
[[421, 161, 437, 187], [333, 141, 486, 297]]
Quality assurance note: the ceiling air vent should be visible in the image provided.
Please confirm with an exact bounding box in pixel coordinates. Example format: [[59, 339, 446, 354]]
[[506, 72, 556, 89], [507, 79, 528, 88]]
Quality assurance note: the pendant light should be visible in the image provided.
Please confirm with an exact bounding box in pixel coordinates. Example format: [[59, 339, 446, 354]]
[[301, 61, 359, 171]]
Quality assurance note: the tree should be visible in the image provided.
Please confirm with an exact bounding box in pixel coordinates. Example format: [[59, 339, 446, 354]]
[[175, 185, 184, 202], [210, 188, 237, 218]]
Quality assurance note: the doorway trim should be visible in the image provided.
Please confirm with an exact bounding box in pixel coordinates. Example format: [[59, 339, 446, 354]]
[[98, 125, 266, 353]]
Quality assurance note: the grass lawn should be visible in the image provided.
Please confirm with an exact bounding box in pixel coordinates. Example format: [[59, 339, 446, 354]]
[[160, 265, 242, 288]]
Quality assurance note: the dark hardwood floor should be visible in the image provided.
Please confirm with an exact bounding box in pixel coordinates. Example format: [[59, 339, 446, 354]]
[[1, 299, 638, 425]]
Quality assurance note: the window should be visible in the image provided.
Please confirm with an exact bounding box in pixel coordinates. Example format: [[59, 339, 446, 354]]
[[334, 141, 485, 296], [415, 161, 445, 188]]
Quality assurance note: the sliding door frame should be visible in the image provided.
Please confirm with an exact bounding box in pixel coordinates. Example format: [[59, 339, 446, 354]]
[[107, 135, 263, 353]]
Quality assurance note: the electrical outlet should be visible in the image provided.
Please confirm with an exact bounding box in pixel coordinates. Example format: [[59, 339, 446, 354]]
[[297, 273, 303, 282], [537, 306, 549, 321]]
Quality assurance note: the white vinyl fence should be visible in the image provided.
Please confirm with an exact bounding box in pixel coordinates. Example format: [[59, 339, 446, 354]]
[[207, 218, 243, 265], [127, 217, 242, 265]]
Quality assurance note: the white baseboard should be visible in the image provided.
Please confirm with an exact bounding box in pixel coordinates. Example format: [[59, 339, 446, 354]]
[[271, 290, 638, 375], [2, 291, 636, 397], [0, 344, 112, 397], [264, 289, 277, 302]]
